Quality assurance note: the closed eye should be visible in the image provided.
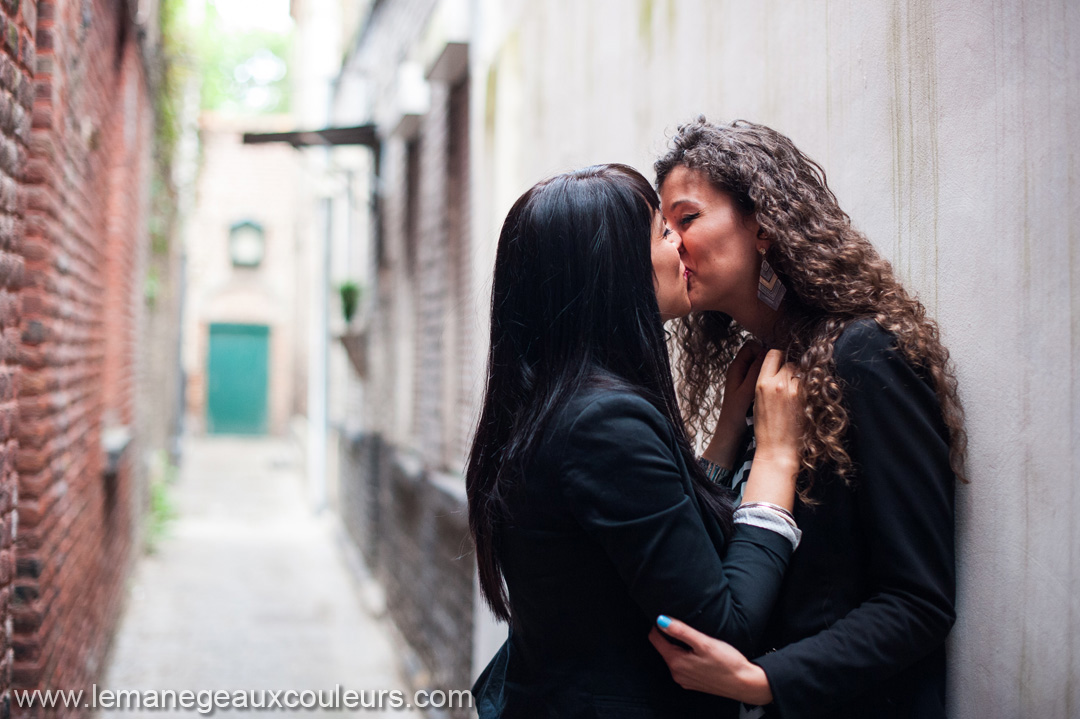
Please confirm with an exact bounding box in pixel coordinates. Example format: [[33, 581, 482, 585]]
[[679, 212, 701, 227]]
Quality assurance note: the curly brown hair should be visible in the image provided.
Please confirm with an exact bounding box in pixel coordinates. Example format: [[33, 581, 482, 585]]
[[655, 117, 967, 499]]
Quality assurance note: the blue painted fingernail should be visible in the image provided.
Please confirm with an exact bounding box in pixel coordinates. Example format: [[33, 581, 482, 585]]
[[657, 615, 671, 628]]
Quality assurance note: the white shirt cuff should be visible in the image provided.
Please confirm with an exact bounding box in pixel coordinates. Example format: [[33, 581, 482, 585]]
[[733, 505, 802, 551]]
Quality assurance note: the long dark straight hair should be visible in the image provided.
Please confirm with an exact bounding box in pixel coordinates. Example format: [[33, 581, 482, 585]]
[[466, 163, 735, 622]]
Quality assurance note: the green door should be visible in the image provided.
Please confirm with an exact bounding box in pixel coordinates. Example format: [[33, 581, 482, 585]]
[[207, 323, 269, 434]]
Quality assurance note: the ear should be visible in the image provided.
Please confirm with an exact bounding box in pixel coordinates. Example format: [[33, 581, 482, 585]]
[[755, 228, 770, 254], [745, 214, 765, 246]]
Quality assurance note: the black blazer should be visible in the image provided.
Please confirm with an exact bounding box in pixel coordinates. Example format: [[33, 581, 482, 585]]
[[752, 319, 957, 718], [472, 385, 794, 719]]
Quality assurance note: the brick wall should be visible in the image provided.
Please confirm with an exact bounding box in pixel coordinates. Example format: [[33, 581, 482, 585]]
[[412, 81, 448, 466], [339, 432, 380, 567], [442, 77, 470, 472], [379, 455, 473, 704], [0, 0, 32, 711], [332, 0, 479, 707], [339, 433, 474, 717], [339, 68, 477, 695], [11, 0, 153, 714]]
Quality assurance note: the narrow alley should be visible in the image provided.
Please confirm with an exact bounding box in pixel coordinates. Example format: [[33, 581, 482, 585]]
[[0, 1, 1068, 717], [96, 436, 410, 717]]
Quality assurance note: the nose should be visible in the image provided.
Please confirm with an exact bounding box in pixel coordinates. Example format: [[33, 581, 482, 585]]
[[665, 223, 682, 250], [670, 228, 685, 254]]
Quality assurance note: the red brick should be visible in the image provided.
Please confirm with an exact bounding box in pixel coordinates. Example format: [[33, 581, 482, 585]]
[[0, 0, 153, 710], [5, 1, 153, 710]]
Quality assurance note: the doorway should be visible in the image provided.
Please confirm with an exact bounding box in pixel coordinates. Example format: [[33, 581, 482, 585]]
[[206, 323, 269, 434]]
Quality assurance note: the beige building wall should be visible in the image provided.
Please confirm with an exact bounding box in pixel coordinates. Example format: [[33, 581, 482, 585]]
[[182, 113, 303, 436]]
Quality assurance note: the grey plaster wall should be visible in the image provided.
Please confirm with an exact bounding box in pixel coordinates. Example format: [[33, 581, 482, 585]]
[[468, 1, 1078, 713]]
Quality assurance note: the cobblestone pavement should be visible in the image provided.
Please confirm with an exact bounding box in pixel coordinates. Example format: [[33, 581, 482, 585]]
[[95, 435, 412, 718]]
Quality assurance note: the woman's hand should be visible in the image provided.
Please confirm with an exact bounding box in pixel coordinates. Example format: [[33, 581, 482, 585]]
[[648, 616, 773, 705], [742, 349, 801, 510], [702, 341, 765, 469]]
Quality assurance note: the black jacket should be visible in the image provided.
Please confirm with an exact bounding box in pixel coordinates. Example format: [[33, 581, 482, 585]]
[[753, 319, 957, 718], [472, 386, 794, 719]]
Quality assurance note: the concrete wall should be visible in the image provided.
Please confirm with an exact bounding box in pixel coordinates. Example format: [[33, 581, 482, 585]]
[[467, 1, 1078, 715]]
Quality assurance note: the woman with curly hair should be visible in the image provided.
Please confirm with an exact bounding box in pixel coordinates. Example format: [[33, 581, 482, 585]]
[[647, 118, 965, 719]]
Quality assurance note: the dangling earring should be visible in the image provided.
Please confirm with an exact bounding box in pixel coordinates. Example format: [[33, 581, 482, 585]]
[[757, 247, 786, 311]]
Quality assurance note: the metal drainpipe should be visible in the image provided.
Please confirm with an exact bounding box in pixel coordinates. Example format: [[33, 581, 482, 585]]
[[308, 194, 332, 514]]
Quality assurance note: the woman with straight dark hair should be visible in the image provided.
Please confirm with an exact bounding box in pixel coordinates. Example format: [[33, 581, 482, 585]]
[[467, 164, 805, 718], [647, 119, 962, 719]]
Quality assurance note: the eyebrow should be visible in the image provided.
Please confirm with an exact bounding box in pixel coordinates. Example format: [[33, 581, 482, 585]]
[[666, 199, 697, 211]]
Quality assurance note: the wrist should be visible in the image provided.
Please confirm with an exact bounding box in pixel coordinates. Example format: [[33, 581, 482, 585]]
[[736, 661, 773, 706], [751, 448, 800, 476], [704, 420, 746, 467], [702, 436, 737, 469], [715, 409, 745, 435], [741, 453, 798, 511]]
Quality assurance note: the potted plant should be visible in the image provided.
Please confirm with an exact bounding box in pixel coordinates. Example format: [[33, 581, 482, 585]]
[[338, 280, 362, 324], [337, 280, 367, 376]]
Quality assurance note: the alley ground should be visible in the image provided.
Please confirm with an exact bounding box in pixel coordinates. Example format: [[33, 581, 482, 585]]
[[96, 435, 413, 717]]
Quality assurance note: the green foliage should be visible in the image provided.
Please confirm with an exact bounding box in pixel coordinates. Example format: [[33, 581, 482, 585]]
[[157, 0, 192, 164], [150, 1, 294, 263], [145, 453, 179, 555], [144, 266, 161, 308], [195, 2, 292, 114], [150, 0, 196, 261], [339, 280, 362, 324]]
